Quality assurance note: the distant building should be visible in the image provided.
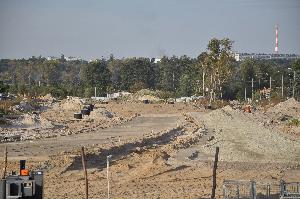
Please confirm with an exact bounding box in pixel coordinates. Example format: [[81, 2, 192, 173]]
[[154, 58, 161, 63], [46, 55, 82, 61], [234, 53, 300, 61], [46, 56, 59, 61], [65, 56, 82, 61]]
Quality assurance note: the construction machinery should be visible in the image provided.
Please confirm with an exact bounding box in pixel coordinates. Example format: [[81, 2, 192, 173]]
[[0, 160, 43, 199]]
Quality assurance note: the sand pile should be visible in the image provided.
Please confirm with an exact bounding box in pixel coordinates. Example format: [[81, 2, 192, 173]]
[[15, 113, 53, 128], [89, 107, 115, 119], [196, 106, 300, 163], [267, 98, 300, 119], [59, 97, 84, 110]]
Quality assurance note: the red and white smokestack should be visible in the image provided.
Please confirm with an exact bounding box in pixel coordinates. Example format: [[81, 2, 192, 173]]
[[275, 25, 278, 53]]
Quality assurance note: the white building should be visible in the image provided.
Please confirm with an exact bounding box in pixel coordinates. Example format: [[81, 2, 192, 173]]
[[234, 53, 300, 61], [154, 58, 161, 64]]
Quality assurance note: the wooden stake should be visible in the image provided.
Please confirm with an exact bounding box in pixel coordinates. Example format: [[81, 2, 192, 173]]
[[211, 147, 219, 199], [81, 147, 88, 199], [2, 146, 7, 179]]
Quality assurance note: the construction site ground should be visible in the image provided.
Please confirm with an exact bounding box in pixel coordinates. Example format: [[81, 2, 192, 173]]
[[0, 99, 300, 198]]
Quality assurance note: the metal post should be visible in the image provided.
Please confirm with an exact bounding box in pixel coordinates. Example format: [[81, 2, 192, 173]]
[[251, 78, 254, 100], [245, 87, 247, 102], [282, 74, 284, 98], [94, 87, 97, 98], [253, 182, 256, 199], [107, 155, 112, 199], [266, 185, 270, 199]]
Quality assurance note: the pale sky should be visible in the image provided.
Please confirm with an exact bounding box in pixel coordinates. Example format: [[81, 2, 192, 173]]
[[0, 0, 300, 59]]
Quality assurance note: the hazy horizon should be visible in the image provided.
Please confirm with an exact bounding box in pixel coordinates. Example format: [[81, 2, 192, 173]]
[[1, 0, 300, 60]]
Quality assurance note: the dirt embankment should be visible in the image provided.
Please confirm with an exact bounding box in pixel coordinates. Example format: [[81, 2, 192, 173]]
[[1, 98, 299, 198], [0, 99, 138, 142], [195, 105, 300, 163]]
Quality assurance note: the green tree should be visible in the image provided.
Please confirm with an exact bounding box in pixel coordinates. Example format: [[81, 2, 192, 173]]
[[198, 38, 235, 99], [80, 59, 111, 96]]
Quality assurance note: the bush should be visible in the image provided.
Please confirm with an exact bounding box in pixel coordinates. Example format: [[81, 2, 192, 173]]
[[288, 118, 300, 126]]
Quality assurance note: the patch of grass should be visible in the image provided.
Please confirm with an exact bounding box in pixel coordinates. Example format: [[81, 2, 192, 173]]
[[0, 119, 9, 126], [288, 118, 300, 126], [0, 100, 14, 114]]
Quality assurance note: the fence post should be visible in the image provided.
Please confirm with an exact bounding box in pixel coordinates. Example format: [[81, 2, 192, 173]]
[[223, 184, 226, 199], [2, 146, 7, 179], [249, 181, 256, 199], [211, 147, 219, 199], [237, 184, 240, 199], [280, 180, 285, 197], [266, 184, 270, 199], [81, 147, 88, 199]]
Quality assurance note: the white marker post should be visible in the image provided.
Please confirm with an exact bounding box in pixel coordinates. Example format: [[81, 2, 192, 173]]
[[107, 155, 112, 199]]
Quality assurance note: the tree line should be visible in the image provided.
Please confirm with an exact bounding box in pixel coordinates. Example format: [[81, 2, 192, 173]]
[[0, 38, 299, 100]]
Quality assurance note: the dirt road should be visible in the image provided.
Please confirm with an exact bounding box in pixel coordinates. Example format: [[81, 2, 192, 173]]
[[0, 114, 183, 160]]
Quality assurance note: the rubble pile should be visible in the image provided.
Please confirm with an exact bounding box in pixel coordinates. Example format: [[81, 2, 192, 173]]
[[13, 101, 35, 112]]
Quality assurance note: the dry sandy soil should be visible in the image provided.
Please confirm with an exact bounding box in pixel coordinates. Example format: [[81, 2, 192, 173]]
[[0, 99, 299, 198]]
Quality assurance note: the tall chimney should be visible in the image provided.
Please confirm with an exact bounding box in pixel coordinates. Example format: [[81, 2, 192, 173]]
[[275, 25, 279, 53]]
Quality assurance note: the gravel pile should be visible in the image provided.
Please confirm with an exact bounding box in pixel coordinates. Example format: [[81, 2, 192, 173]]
[[197, 105, 300, 163]]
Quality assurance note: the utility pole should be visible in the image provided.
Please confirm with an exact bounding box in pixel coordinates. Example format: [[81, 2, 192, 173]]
[[269, 76, 272, 100], [281, 74, 284, 98], [251, 78, 254, 100], [172, 72, 175, 91], [107, 155, 112, 199], [259, 78, 261, 101], [244, 87, 247, 102], [203, 71, 205, 97], [293, 70, 296, 98]]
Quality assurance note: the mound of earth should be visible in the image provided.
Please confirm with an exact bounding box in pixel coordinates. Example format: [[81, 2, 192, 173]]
[[13, 101, 35, 112], [89, 107, 115, 119], [59, 97, 84, 111], [266, 98, 300, 118], [194, 106, 300, 163]]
